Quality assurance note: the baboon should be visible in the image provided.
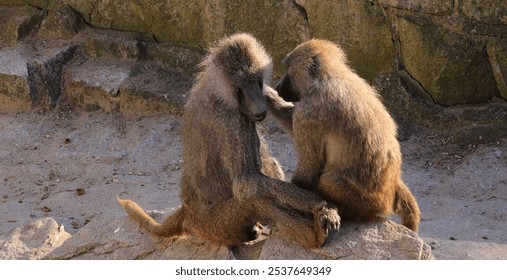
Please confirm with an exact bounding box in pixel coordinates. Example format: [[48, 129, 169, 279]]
[[117, 33, 339, 249], [265, 39, 420, 232]]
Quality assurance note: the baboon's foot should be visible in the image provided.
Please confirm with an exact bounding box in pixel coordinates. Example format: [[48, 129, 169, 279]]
[[243, 222, 272, 245], [314, 205, 340, 246]]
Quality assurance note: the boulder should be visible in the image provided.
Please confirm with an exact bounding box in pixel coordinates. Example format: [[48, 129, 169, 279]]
[[63, 59, 134, 113], [0, 217, 71, 260], [0, 0, 50, 9], [145, 42, 204, 73], [486, 39, 507, 100], [0, 47, 31, 112], [461, 0, 507, 25], [46, 213, 433, 260], [80, 29, 149, 62], [63, 59, 193, 115], [27, 43, 77, 109], [46, 215, 231, 260], [377, 0, 453, 15], [36, 4, 83, 39], [118, 63, 193, 116], [260, 220, 433, 260], [0, 5, 45, 45], [64, 0, 307, 74], [395, 15, 499, 106]]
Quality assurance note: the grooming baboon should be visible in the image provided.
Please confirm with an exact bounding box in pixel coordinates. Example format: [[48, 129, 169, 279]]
[[117, 33, 339, 249], [265, 39, 420, 232]]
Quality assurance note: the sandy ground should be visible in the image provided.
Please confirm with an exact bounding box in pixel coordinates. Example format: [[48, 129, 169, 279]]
[[0, 110, 505, 260]]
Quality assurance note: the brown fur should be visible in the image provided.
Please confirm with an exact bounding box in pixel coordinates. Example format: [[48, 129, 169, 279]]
[[266, 39, 420, 232], [117, 34, 339, 249]]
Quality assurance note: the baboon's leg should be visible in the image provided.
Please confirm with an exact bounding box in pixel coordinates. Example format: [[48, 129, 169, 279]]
[[394, 180, 420, 232], [234, 175, 340, 246], [183, 199, 258, 247], [117, 197, 186, 237], [317, 180, 391, 223], [185, 196, 333, 249], [235, 174, 329, 215], [254, 199, 333, 248]]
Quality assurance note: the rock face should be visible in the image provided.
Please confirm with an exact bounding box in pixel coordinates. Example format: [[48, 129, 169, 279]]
[[395, 15, 497, 106], [1, 0, 506, 131], [0, 218, 71, 260]]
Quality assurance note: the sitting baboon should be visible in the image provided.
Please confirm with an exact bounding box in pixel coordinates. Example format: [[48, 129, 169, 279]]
[[265, 39, 420, 232], [117, 33, 339, 249]]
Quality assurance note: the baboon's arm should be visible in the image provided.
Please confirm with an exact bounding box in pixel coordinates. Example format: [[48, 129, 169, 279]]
[[232, 172, 327, 214], [265, 86, 294, 133], [291, 133, 325, 192]]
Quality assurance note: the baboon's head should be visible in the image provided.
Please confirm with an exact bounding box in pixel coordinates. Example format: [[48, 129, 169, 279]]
[[275, 39, 346, 102], [210, 33, 273, 122]]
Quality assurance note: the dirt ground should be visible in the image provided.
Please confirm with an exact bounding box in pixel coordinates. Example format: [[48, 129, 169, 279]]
[[0, 110, 505, 260]]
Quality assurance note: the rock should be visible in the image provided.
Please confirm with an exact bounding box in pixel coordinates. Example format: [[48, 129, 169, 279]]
[[0, 5, 45, 45], [374, 74, 507, 142], [377, 0, 453, 15], [0, 42, 77, 112], [118, 63, 193, 116], [395, 15, 499, 106], [461, 0, 507, 25], [259, 220, 433, 260], [63, 59, 193, 115], [0, 0, 50, 9], [64, 0, 307, 75], [80, 29, 149, 61], [372, 74, 455, 138], [46, 213, 432, 260], [0, 47, 31, 112], [486, 39, 507, 100], [304, 0, 395, 82], [63, 59, 133, 113], [27, 43, 77, 109], [145, 42, 204, 73], [46, 215, 231, 260], [36, 4, 83, 39], [0, 217, 71, 260]]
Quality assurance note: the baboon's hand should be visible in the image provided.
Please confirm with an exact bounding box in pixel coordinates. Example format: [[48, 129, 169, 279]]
[[313, 203, 341, 246], [244, 222, 272, 245], [322, 207, 340, 232], [265, 86, 291, 107]]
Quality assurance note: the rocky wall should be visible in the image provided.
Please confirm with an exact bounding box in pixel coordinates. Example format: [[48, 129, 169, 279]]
[[0, 0, 506, 110]]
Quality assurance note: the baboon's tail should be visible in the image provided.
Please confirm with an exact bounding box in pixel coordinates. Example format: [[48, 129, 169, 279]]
[[117, 196, 186, 237], [394, 181, 420, 232]]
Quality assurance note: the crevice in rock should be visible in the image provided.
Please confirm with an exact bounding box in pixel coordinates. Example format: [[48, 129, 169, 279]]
[[398, 69, 437, 105], [47, 243, 102, 260], [486, 38, 507, 100], [291, 0, 311, 41], [452, 0, 460, 16]]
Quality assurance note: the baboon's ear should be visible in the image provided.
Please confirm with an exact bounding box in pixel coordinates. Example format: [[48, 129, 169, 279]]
[[309, 55, 321, 77]]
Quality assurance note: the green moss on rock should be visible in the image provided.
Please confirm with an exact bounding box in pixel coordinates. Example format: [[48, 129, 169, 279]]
[[377, 0, 453, 15], [396, 15, 499, 106], [461, 0, 507, 25], [0, 5, 45, 45]]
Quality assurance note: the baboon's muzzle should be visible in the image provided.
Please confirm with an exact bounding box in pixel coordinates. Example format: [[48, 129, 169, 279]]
[[238, 81, 267, 122], [275, 74, 300, 102]]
